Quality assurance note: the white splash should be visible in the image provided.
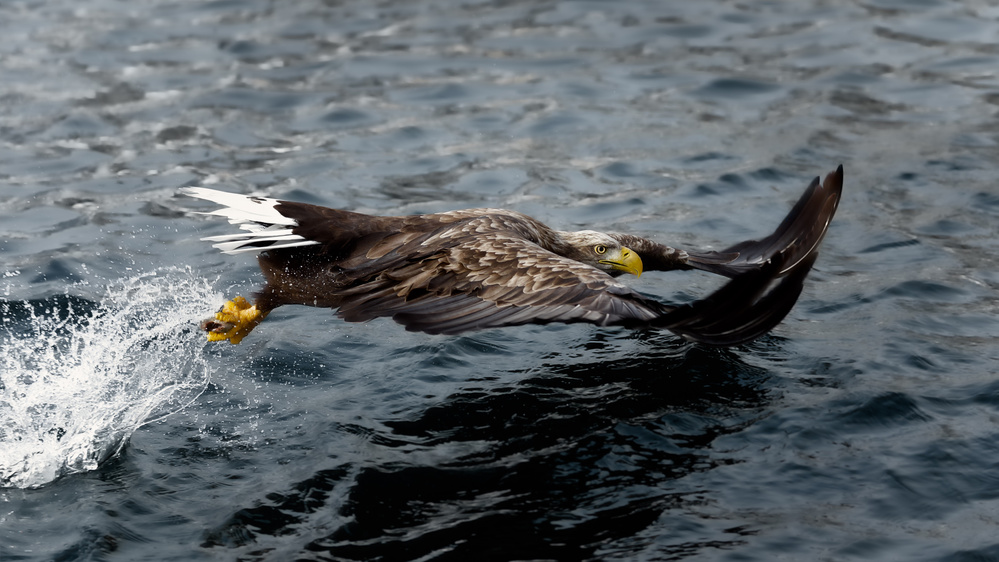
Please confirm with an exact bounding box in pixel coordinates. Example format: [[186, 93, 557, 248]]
[[0, 268, 218, 488]]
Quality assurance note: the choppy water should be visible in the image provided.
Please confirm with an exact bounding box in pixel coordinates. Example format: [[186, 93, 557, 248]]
[[2, 0, 999, 560], [1, 271, 213, 489]]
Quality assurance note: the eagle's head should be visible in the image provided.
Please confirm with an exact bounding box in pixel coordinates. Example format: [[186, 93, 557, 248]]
[[558, 230, 643, 277]]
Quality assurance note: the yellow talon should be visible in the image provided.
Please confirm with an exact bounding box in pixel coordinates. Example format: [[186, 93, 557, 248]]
[[201, 296, 269, 344]]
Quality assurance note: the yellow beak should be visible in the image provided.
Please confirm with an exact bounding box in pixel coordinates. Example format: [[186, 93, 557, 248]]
[[600, 246, 643, 277]]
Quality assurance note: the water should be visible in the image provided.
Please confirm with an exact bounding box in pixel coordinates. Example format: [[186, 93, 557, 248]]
[[2, 0, 999, 560], [1, 271, 214, 489]]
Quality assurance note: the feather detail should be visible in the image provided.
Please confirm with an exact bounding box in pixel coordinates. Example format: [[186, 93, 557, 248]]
[[182, 187, 320, 255]]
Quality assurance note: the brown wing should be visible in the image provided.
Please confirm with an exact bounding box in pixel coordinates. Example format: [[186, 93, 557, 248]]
[[327, 228, 814, 344], [256, 198, 824, 344], [325, 217, 672, 335], [611, 165, 843, 278], [656, 251, 817, 346]]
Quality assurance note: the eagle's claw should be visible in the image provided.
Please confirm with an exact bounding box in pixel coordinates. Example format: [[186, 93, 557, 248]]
[[200, 296, 268, 344]]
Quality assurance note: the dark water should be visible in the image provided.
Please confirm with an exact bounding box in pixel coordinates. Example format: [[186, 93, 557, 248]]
[[3, 0, 999, 560]]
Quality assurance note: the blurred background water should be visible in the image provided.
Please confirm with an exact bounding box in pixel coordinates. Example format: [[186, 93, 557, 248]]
[[2, 0, 999, 560]]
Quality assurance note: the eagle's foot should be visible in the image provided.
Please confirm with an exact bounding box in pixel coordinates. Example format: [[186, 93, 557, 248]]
[[200, 296, 268, 344]]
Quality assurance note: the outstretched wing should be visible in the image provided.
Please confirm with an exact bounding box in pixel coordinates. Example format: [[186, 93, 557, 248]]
[[327, 223, 813, 345], [656, 251, 816, 346], [610, 165, 842, 278], [325, 217, 672, 335]]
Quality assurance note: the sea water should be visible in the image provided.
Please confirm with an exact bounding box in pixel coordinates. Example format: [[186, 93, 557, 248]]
[[0, 269, 216, 488]]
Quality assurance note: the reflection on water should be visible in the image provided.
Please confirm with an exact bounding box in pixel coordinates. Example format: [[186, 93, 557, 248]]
[[200, 338, 778, 559]]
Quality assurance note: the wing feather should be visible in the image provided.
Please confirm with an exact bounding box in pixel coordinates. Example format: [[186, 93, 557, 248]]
[[327, 218, 669, 334], [656, 252, 816, 345], [610, 165, 842, 278], [702, 165, 841, 276]]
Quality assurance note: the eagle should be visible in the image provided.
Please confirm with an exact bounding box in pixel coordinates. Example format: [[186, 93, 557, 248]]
[[182, 165, 841, 346]]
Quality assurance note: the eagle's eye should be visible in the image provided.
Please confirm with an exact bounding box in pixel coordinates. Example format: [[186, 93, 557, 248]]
[[594, 245, 607, 255]]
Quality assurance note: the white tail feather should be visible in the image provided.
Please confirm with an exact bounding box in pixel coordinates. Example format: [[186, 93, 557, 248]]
[[202, 226, 298, 241], [182, 187, 320, 255]]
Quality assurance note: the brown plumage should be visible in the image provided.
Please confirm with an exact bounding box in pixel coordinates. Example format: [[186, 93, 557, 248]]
[[182, 165, 842, 346]]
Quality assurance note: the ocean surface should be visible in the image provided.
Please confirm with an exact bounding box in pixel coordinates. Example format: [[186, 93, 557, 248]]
[[3, 0, 999, 560]]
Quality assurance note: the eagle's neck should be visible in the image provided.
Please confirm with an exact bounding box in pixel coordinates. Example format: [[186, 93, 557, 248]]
[[548, 230, 585, 254]]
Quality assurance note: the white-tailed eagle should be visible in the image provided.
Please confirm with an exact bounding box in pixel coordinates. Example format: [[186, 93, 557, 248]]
[[182, 165, 841, 346]]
